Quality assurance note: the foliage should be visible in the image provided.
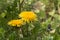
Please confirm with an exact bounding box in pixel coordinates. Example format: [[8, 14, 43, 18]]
[[0, 0, 60, 40]]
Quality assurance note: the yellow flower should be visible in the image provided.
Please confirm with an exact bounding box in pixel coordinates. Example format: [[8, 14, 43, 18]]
[[8, 19, 24, 27], [19, 11, 37, 23]]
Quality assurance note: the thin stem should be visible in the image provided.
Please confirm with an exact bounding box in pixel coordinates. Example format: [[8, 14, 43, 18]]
[[19, 0, 24, 12]]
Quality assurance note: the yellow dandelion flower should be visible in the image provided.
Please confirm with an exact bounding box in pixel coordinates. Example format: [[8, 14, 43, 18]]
[[8, 19, 24, 27], [19, 11, 37, 23]]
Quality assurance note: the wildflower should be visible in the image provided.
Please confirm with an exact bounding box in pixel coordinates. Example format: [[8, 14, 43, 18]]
[[8, 19, 24, 27], [19, 11, 37, 23]]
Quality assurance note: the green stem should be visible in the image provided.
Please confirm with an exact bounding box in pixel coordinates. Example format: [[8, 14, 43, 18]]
[[21, 23, 31, 40], [19, 0, 24, 12]]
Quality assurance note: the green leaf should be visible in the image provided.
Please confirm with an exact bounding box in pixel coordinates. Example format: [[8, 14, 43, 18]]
[[9, 31, 17, 40], [0, 28, 5, 34], [0, 13, 6, 18], [49, 10, 55, 16]]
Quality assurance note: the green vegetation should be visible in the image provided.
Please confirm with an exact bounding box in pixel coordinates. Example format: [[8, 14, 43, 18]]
[[0, 0, 60, 40]]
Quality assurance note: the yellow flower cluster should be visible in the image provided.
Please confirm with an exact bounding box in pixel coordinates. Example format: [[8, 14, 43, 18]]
[[7, 11, 37, 27], [8, 19, 24, 27], [19, 11, 37, 23]]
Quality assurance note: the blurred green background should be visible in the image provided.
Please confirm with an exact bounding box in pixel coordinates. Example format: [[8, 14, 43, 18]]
[[0, 0, 60, 40]]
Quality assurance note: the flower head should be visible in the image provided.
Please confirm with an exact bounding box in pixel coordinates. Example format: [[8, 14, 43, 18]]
[[19, 11, 37, 23], [8, 19, 24, 27]]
